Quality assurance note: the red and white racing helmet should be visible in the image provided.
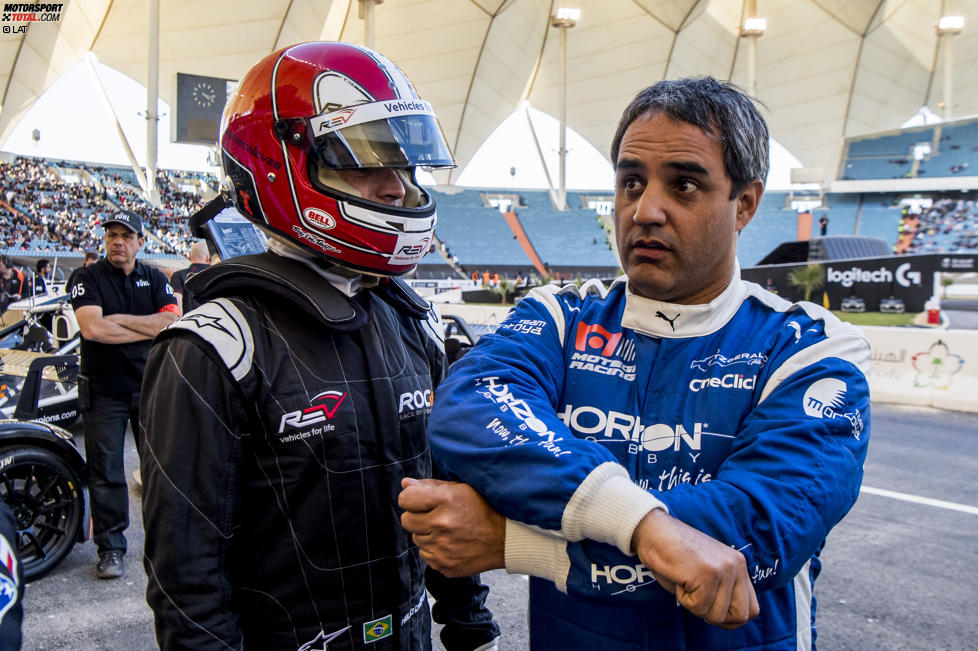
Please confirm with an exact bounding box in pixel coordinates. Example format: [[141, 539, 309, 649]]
[[219, 41, 455, 275]]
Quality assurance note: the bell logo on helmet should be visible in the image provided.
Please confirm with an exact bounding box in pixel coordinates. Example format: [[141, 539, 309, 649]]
[[303, 207, 336, 231]]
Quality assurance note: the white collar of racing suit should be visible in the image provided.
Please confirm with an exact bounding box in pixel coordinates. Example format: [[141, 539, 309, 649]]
[[621, 262, 746, 338], [266, 236, 377, 297]]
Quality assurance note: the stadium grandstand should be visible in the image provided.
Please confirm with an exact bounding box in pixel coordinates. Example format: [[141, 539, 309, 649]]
[[2, 142, 977, 280]]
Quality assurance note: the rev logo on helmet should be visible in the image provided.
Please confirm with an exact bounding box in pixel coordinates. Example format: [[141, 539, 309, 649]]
[[279, 391, 347, 433], [574, 322, 621, 357]]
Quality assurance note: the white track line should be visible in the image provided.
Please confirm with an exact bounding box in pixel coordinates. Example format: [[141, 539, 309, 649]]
[[861, 486, 978, 515]]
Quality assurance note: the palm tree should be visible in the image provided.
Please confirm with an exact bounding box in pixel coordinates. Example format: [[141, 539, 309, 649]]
[[941, 274, 954, 298], [787, 264, 825, 302], [495, 278, 513, 304]]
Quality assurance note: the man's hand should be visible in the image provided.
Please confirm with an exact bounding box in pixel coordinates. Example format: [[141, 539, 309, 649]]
[[632, 509, 759, 629], [399, 478, 506, 577]]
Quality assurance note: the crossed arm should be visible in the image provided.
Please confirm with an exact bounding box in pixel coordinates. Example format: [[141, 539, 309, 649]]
[[75, 305, 179, 344], [399, 477, 759, 629]]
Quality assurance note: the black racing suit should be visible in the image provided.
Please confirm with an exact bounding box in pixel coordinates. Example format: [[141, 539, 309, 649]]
[[140, 252, 498, 651]]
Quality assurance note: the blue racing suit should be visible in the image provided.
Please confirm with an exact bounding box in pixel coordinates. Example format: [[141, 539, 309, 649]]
[[428, 272, 871, 650]]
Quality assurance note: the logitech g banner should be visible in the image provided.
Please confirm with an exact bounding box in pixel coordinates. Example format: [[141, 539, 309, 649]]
[[742, 253, 977, 312]]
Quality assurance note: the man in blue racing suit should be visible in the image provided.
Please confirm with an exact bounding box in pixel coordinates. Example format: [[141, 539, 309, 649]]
[[400, 77, 870, 650]]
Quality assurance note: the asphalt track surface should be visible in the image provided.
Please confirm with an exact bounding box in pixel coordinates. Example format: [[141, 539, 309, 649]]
[[20, 402, 978, 650]]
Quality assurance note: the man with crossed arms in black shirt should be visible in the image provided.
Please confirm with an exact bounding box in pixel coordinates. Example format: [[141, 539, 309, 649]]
[[69, 210, 179, 579]]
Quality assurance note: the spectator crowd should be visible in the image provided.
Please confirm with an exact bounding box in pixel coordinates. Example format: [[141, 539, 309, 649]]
[[0, 156, 214, 257], [897, 197, 978, 254]]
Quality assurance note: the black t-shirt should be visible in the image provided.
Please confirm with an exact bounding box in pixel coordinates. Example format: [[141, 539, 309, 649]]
[[66, 262, 96, 295], [169, 262, 210, 295], [69, 258, 177, 393], [170, 262, 210, 313]]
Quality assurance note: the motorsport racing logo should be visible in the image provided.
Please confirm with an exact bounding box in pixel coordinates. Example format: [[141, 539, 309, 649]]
[[2, 3, 63, 33]]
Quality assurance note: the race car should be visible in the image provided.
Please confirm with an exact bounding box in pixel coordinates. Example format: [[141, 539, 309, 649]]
[[0, 292, 88, 581], [0, 352, 89, 581]]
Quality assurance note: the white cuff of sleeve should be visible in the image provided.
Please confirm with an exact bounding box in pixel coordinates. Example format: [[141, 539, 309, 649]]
[[561, 461, 668, 555], [471, 640, 498, 651], [504, 520, 571, 592]]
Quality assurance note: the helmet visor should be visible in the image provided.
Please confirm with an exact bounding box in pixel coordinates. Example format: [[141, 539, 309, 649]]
[[316, 114, 454, 169], [289, 99, 455, 170]]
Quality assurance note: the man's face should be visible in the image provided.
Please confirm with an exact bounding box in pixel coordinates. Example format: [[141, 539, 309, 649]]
[[337, 168, 407, 206], [0, 263, 9, 279], [104, 224, 144, 269], [614, 112, 762, 304]]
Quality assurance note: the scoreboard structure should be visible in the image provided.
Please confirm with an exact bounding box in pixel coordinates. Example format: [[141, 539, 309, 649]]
[[172, 72, 236, 144]]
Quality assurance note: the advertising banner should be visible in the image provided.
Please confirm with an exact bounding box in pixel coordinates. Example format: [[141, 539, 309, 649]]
[[861, 327, 977, 413]]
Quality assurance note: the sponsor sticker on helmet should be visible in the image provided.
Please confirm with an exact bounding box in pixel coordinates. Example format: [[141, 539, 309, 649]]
[[310, 99, 436, 136], [303, 207, 336, 231], [292, 225, 342, 254], [391, 233, 431, 265]]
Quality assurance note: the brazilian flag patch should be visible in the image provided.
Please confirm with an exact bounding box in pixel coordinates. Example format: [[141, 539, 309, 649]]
[[363, 614, 392, 644]]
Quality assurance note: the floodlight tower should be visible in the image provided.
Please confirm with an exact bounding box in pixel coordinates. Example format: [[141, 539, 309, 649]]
[[739, 0, 766, 97], [936, 15, 964, 120], [359, 0, 384, 49], [551, 7, 580, 212]]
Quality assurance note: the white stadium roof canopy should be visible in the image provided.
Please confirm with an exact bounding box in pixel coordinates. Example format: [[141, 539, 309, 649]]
[[1, 0, 976, 185]]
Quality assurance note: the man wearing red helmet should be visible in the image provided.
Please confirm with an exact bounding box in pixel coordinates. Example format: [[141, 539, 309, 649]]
[[139, 42, 498, 651]]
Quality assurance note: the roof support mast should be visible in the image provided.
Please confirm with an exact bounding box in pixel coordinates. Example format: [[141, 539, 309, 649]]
[[83, 53, 150, 197], [359, 0, 383, 49], [145, 0, 160, 206], [550, 6, 579, 211]]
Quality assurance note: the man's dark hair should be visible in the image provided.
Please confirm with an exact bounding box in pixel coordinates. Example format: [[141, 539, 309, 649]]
[[36, 259, 49, 273], [610, 76, 769, 198], [84, 251, 99, 263]]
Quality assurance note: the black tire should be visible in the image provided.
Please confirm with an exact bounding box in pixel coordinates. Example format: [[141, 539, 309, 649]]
[[0, 446, 83, 581]]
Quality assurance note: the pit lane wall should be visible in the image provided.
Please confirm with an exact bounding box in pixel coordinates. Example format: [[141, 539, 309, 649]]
[[860, 326, 978, 413]]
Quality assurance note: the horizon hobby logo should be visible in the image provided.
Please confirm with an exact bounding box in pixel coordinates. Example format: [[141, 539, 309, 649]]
[[279, 391, 347, 433], [557, 404, 715, 453]]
